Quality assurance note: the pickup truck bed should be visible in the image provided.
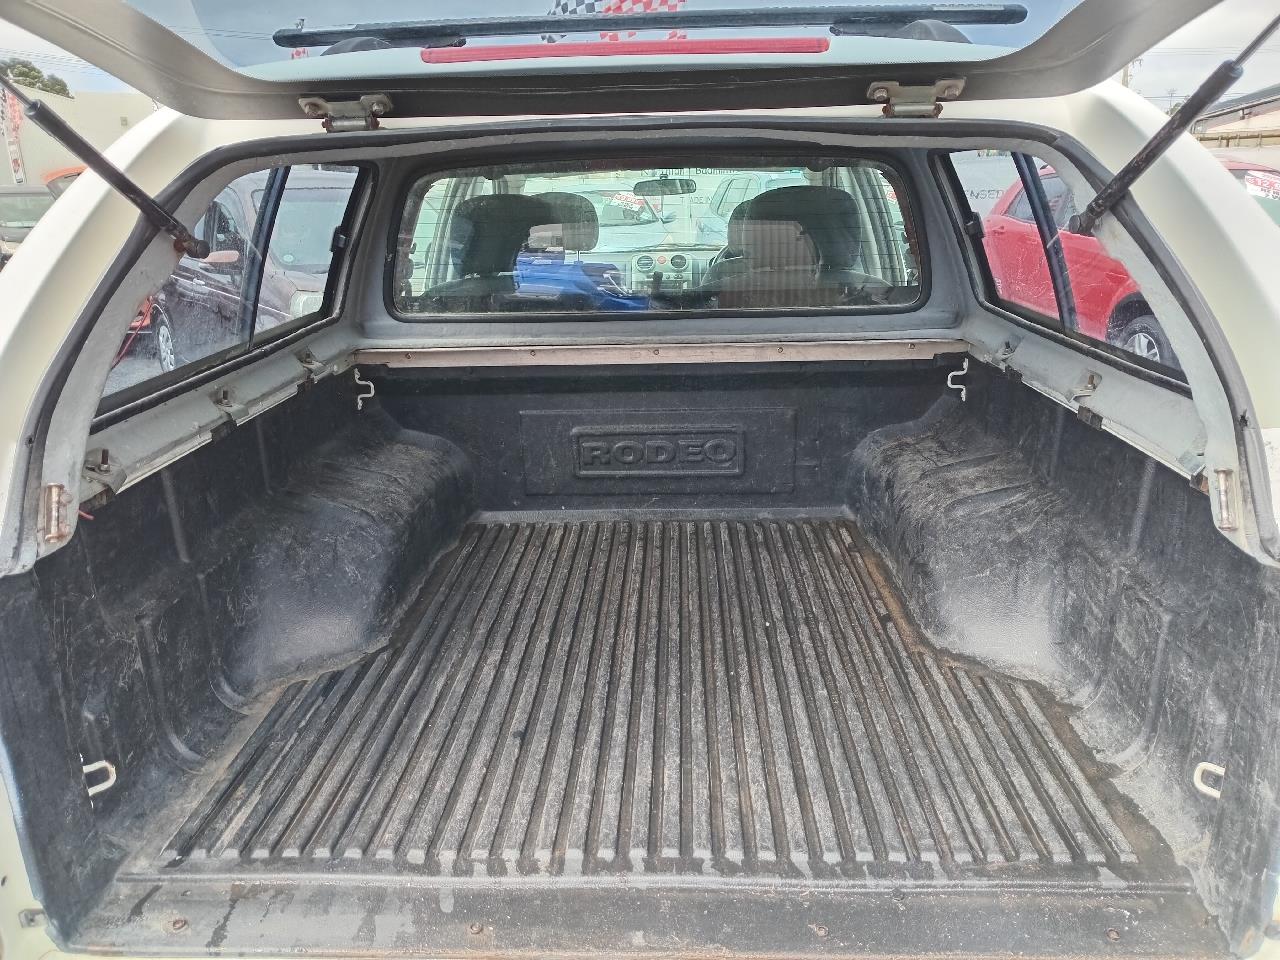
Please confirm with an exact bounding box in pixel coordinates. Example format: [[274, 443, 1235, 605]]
[[3, 362, 1265, 957], [83, 510, 1217, 955], [162, 515, 1142, 875]]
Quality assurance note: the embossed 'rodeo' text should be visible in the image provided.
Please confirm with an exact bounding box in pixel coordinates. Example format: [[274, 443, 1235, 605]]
[[572, 428, 744, 478]]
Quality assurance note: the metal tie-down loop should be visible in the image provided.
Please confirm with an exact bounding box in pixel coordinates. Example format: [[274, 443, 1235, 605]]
[[947, 357, 969, 403], [82, 759, 117, 797], [354, 368, 375, 411], [1193, 761, 1225, 800]]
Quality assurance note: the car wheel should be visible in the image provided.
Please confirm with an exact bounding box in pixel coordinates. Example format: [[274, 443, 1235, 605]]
[[1109, 313, 1176, 368], [149, 303, 178, 373]]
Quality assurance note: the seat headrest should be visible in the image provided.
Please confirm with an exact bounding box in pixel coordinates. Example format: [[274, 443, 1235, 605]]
[[730, 185, 861, 270], [448, 194, 557, 277], [534, 192, 600, 252], [725, 202, 751, 254], [736, 220, 818, 270]]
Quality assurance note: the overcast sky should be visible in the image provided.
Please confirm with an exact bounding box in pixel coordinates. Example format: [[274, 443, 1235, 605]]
[[1129, 0, 1280, 106], [1, 0, 1278, 106]]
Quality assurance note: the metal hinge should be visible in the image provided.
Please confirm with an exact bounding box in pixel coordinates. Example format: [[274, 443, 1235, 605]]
[[1214, 468, 1239, 531], [867, 78, 965, 118], [299, 94, 392, 132], [38, 483, 72, 545]]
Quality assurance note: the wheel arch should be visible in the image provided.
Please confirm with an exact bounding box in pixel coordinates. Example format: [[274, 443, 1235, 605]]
[[1106, 293, 1152, 335]]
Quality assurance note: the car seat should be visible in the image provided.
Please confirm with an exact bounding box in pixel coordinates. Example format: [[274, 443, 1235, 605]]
[[533, 192, 600, 254], [421, 194, 557, 311], [701, 186, 864, 308], [713, 219, 824, 309]]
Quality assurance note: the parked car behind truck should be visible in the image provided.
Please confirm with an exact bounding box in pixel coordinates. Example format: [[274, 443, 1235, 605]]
[[106, 166, 357, 392]]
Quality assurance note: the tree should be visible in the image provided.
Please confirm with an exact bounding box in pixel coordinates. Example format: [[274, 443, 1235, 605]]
[[0, 58, 72, 98]]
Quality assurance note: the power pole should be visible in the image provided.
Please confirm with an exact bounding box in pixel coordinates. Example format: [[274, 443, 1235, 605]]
[[1121, 57, 1143, 88]]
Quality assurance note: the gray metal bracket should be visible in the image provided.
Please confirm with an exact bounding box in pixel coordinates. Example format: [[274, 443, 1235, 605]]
[[867, 78, 965, 117]]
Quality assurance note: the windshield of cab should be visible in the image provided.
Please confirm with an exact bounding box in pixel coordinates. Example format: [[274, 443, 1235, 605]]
[[580, 190, 660, 229], [0, 193, 54, 230], [391, 158, 921, 317]]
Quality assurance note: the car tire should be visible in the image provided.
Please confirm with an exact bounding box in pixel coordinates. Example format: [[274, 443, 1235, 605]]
[[147, 302, 178, 373], [1108, 312, 1176, 369]]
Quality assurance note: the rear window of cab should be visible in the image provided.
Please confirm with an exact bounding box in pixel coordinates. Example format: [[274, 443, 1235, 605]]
[[389, 158, 923, 318]]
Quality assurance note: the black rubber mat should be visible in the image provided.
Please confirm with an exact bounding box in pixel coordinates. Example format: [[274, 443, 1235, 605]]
[[161, 517, 1146, 879]]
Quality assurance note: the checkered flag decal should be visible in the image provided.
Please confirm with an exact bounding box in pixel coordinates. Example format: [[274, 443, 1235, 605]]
[[547, 0, 685, 12], [544, 0, 689, 41]]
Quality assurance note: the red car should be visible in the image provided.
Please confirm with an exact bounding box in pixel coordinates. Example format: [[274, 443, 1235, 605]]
[[982, 157, 1280, 370]]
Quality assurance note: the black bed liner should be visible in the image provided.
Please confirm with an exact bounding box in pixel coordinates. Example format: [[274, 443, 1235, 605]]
[[78, 514, 1220, 956]]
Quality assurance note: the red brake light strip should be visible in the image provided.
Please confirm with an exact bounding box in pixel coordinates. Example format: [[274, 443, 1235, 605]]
[[422, 36, 830, 64]]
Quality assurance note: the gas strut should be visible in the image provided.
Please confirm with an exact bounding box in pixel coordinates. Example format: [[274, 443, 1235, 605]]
[[0, 74, 208, 258], [1073, 11, 1280, 236]]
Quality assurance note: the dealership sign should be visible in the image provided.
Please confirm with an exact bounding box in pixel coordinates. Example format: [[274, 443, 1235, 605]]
[[0, 88, 26, 184]]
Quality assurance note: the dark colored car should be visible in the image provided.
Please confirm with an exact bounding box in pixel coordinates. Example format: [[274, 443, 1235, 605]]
[[116, 167, 356, 373]]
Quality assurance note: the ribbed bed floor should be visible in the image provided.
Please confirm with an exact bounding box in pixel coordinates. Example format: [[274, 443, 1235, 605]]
[[156, 516, 1155, 881]]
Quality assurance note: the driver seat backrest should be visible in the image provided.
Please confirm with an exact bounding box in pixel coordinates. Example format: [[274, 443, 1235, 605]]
[[698, 202, 751, 291], [423, 194, 556, 310], [742, 185, 862, 273], [714, 186, 857, 309]]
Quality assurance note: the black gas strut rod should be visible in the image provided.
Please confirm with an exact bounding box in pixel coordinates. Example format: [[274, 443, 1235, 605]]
[[1074, 11, 1280, 236], [0, 74, 209, 258]]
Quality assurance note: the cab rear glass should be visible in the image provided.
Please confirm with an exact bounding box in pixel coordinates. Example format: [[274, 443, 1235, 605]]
[[389, 158, 923, 319]]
